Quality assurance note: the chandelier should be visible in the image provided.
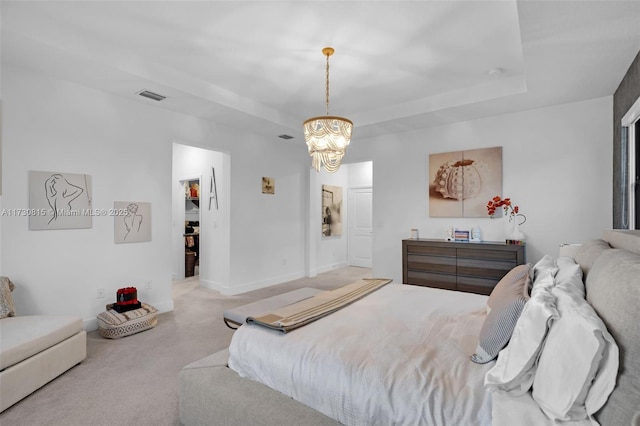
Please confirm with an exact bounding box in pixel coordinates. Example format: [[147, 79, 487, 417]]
[[303, 47, 353, 173]]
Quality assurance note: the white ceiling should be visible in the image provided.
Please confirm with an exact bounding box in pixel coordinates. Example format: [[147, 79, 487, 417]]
[[2, 1, 640, 141]]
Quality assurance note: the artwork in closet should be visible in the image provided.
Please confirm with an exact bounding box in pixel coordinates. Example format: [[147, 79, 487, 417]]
[[114, 201, 151, 243], [28, 170, 93, 230]]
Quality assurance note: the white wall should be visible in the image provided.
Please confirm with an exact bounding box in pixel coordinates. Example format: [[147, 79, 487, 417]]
[[2, 67, 178, 328], [348, 161, 373, 188], [348, 96, 613, 283], [223, 136, 311, 295], [0, 65, 312, 325]]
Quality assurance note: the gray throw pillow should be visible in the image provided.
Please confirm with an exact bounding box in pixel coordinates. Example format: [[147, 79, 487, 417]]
[[574, 239, 611, 279], [471, 264, 531, 364]]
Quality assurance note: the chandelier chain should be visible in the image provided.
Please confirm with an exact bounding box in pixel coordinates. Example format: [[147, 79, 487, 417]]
[[325, 52, 330, 116]]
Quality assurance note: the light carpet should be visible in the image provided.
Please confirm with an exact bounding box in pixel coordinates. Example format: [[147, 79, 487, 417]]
[[0, 266, 371, 426]]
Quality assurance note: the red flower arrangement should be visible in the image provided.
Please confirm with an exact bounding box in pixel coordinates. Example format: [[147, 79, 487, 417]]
[[486, 196, 521, 220]]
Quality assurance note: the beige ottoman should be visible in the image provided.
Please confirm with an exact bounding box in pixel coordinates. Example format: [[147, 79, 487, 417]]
[[97, 303, 158, 339]]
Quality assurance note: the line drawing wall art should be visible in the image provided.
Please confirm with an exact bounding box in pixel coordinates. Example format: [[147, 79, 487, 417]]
[[29, 170, 93, 230], [114, 201, 151, 243]]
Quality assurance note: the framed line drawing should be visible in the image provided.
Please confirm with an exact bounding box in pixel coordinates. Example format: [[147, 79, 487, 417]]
[[114, 201, 151, 243], [29, 170, 93, 230]]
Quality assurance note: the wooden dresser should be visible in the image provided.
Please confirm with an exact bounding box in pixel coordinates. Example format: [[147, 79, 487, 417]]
[[402, 239, 525, 296]]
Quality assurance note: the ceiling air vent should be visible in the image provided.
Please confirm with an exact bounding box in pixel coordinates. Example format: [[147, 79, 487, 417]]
[[278, 134, 294, 140], [137, 89, 167, 102]]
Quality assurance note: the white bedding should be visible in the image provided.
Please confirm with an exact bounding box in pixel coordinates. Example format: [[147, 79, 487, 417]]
[[491, 391, 596, 426], [229, 283, 494, 426]]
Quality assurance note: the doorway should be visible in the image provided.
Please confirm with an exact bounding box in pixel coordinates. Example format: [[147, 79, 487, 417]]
[[172, 142, 230, 290]]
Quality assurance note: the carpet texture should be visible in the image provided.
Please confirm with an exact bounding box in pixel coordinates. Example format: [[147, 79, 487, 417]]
[[0, 267, 370, 426]]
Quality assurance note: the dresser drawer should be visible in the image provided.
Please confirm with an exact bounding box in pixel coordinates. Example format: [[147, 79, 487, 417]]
[[457, 275, 500, 296], [406, 270, 456, 291], [406, 254, 456, 274], [457, 248, 519, 261], [406, 244, 456, 257], [456, 258, 516, 279]]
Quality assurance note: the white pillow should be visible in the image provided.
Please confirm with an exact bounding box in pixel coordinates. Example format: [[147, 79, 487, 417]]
[[484, 267, 558, 394], [531, 285, 619, 421], [555, 256, 584, 298], [532, 255, 558, 286]]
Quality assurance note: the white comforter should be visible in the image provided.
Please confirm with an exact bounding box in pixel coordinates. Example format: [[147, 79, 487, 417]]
[[229, 283, 494, 426]]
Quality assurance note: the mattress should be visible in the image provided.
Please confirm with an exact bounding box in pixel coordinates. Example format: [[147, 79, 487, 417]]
[[229, 283, 494, 426]]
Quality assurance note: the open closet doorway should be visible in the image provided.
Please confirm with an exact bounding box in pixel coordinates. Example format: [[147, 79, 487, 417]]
[[183, 178, 201, 278], [172, 142, 230, 292]]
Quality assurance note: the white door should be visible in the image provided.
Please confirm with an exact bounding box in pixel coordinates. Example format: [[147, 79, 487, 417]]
[[348, 187, 373, 268]]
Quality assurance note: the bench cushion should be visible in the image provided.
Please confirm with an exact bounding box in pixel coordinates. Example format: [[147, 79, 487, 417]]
[[0, 315, 83, 370], [97, 303, 158, 339]]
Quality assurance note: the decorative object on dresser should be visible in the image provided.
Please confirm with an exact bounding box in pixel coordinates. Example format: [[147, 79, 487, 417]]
[[454, 229, 470, 242], [402, 238, 525, 295], [487, 195, 526, 244], [471, 225, 482, 241], [446, 225, 455, 241]]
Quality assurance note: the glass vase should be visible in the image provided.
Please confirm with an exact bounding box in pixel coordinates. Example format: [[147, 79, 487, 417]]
[[506, 214, 526, 244]]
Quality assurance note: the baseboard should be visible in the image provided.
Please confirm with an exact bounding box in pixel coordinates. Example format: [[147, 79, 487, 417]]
[[314, 261, 349, 275], [205, 271, 306, 296]]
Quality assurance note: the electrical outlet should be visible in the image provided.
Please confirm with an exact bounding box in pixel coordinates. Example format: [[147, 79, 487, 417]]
[[145, 280, 152, 290], [96, 288, 105, 299]]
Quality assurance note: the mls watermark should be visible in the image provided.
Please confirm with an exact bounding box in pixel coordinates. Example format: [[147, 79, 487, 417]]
[[1, 208, 129, 217]]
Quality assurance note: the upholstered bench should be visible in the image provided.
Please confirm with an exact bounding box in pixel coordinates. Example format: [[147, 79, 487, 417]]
[[97, 303, 158, 339], [0, 315, 86, 412], [223, 287, 322, 329]]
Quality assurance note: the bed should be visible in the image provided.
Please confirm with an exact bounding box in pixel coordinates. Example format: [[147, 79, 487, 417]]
[[179, 229, 640, 426]]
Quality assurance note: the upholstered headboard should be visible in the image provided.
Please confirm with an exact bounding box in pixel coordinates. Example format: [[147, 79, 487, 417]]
[[574, 230, 640, 426]]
